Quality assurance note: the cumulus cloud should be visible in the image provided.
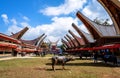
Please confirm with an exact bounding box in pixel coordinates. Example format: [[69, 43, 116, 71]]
[[22, 16, 78, 43], [6, 15, 78, 45], [6, 0, 113, 45], [7, 25, 22, 35], [40, 0, 87, 16], [1, 14, 9, 24]]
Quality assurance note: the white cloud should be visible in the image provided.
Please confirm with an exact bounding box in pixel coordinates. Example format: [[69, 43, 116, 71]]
[[47, 36, 60, 43], [11, 18, 17, 25], [40, 0, 87, 16], [1, 14, 9, 24], [7, 25, 22, 35], [25, 16, 78, 41], [23, 16, 30, 21], [7, 16, 78, 45], [20, 22, 31, 27], [6, 0, 114, 45]]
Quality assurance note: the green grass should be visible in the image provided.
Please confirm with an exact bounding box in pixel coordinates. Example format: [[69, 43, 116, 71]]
[[0, 57, 120, 78]]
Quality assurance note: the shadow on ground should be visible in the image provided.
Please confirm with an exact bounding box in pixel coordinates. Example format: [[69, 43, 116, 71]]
[[46, 68, 70, 71], [46, 62, 119, 67], [34, 67, 70, 71]]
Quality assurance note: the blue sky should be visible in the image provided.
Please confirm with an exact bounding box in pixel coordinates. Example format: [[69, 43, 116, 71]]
[[0, 0, 112, 44]]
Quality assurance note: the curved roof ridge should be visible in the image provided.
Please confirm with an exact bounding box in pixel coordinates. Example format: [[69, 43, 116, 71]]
[[89, 20, 117, 36], [68, 30, 81, 47], [80, 29, 95, 43], [98, 0, 120, 34], [64, 36, 74, 48], [72, 23, 89, 44], [66, 34, 77, 48], [20, 33, 45, 46], [75, 36, 85, 45], [0, 33, 20, 44], [10, 27, 29, 39], [61, 39, 71, 49], [77, 11, 118, 37], [110, 0, 120, 9]]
